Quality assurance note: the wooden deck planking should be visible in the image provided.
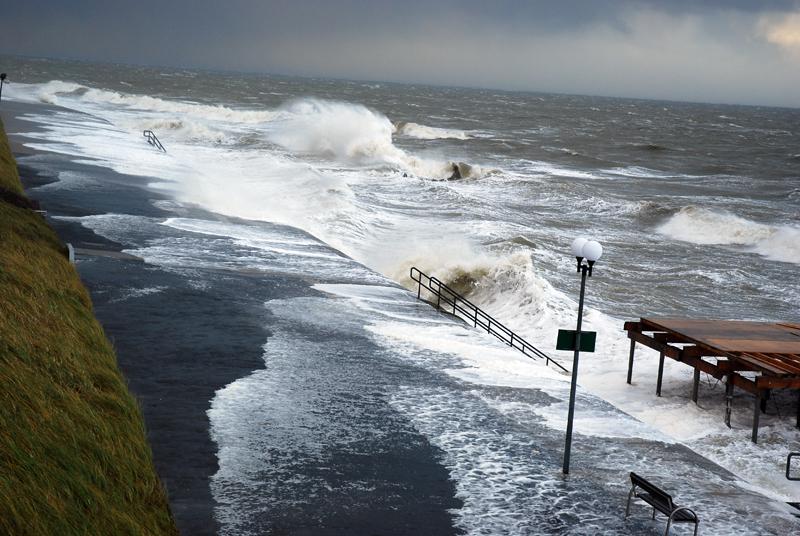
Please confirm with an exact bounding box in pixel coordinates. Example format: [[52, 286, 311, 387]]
[[625, 317, 800, 443]]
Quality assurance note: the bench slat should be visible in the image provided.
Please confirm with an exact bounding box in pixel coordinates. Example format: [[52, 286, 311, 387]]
[[637, 492, 672, 516]]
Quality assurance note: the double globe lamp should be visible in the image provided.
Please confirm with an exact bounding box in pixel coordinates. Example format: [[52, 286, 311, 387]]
[[563, 237, 603, 475]]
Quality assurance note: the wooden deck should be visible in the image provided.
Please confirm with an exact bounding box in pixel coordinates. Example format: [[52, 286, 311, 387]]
[[623, 317, 800, 443]]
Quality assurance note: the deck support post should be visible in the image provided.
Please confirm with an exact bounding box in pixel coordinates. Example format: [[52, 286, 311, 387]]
[[760, 390, 769, 413], [691, 368, 700, 404], [752, 391, 762, 444], [656, 351, 665, 397], [796, 392, 800, 429], [725, 380, 734, 428], [626, 339, 635, 385]]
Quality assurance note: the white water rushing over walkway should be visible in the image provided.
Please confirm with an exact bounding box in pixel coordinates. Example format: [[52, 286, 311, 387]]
[[4, 64, 800, 533]]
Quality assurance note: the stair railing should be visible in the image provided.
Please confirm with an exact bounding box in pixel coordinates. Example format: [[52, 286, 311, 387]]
[[410, 267, 568, 373], [143, 130, 166, 152]]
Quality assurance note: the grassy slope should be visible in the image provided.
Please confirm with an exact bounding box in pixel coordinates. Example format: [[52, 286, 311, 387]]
[[0, 118, 177, 535]]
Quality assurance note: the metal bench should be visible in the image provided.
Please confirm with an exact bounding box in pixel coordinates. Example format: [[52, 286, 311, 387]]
[[625, 472, 698, 536]]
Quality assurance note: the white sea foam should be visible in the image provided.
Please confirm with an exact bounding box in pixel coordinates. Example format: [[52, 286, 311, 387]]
[[134, 118, 231, 144], [390, 245, 575, 338], [266, 98, 481, 179], [109, 286, 167, 303], [29, 80, 278, 124], [365, 245, 800, 503], [397, 122, 469, 140], [13, 77, 800, 508], [389, 386, 612, 535], [519, 159, 598, 180], [268, 98, 396, 161], [658, 206, 800, 264]]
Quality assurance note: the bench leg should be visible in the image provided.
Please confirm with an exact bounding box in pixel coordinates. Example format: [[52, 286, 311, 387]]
[[652, 506, 656, 520], [656, 351, 665, 397], [694, 520, 698, 536], [664, 517, 672, 536], [625, 487, 634, 518]]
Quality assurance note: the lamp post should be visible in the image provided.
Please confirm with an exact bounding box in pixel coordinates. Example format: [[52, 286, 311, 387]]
[[562, 237, 603, 475]]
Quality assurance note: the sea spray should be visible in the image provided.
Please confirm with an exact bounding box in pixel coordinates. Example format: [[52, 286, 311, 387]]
[[267, 98, 481, 179], [374, 230, 572, 336]]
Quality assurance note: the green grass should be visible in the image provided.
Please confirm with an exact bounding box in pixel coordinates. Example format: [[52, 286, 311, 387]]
[[0, 118, 177, 535]]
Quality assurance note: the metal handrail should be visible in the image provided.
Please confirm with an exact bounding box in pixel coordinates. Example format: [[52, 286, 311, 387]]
[[143, 130, 166, 152], [410, 266, 568, 373]]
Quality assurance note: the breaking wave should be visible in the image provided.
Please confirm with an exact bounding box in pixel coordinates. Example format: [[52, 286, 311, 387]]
[[657, 206, 800, 264], [267, 98, 484, 179], [135, 118, 231, 144], [387, 237, 573, 335], [20, 82, 486, 179], [396, 122, 469, 140], [31, 80, 278, 124]]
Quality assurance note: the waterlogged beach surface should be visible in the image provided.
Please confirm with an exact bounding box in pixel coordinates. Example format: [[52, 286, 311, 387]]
[[3, 55, 800, 534]]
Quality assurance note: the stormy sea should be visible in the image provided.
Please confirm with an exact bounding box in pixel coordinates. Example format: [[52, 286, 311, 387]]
[[2, 55, 799, 535]]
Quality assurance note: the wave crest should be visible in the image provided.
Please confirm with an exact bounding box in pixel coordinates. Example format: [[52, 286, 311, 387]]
[[32, 80, 277, 124], [397, 122, 469, 140], [658, 206, 800, 264], [267, 98, 484, 179], [136, 118, 230, 144], [388, 239, 568, 334]]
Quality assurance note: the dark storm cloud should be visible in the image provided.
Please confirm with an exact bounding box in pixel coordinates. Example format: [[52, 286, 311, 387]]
[[2, 1, 800, 106]]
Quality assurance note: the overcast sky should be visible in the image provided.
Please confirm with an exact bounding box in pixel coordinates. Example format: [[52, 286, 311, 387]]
[[3, 1, 800, 107]]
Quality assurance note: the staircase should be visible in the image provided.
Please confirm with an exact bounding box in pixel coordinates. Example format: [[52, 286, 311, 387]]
[[143, 130, 166, 152], [410, 267, 568, 373]]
